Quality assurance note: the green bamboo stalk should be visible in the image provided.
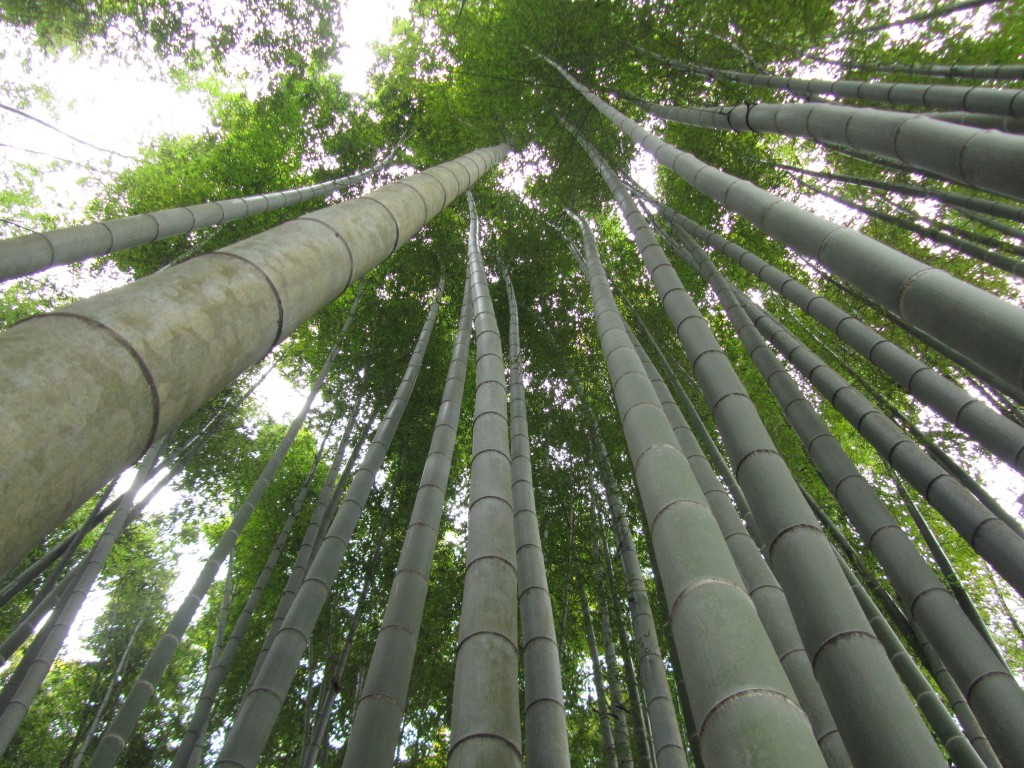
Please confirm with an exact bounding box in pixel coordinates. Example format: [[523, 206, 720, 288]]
[[212, 283, 443, 767], [0, 151, 397, 281], [504, 270, 572, 768], [341, 272, 473, 766], [448, 192, 522, 767], [0, 144, 510, 577], [571, 209, 828, 767]]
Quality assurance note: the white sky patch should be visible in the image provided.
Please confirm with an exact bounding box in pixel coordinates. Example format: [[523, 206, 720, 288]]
[[256, 366, 319, 422], [331, 0, 411, 94], [629, 140, 658, 192], [1, 1, 411, 234]]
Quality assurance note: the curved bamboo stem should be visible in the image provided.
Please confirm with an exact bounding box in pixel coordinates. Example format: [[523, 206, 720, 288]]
[[0, 151, 397, 281], [0, 144, 510, 577]]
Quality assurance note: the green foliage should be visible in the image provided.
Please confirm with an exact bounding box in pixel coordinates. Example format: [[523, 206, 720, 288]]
[[0, 0, 344, 70], [4, 0, 1024, 764]]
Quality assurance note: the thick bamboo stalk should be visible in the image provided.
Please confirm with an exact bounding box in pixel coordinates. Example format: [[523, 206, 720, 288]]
[[341, 274, 473, 767], [740, 297, 1024, 599], [571, 210, 828, 767], [570, 135, 945, 766], [88, 336, 348, 768], [448, 193, 522, 768], [626, 328, 852, 768], [666, 58, 1024, 118], [636, 98, 1024, 202], [624, 308, 759, 546], [505, 272, 572, 768], [0, 152, 395, 281], [212, 285, 442, 768], [673, 230, 1024, 767], [0, 143, 510, 577], [652, 200, 1024, 475], [549, 60, 1024, 401], [803, 490, 917, 644]]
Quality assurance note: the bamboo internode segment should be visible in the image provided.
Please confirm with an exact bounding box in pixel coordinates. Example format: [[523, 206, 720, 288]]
[[548, 61, 1024, 400], [0, 154, 393, 281], [342, 276, 472, 767], [0, 144, 510, 577], [573, 210, 830, 768], [449, 193, 522, 768], [639, 99, 1024, 203], [679, 62, 1024, 119]]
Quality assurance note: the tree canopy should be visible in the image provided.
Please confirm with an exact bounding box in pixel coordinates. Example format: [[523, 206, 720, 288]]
[[1, 1, 1024, 766]]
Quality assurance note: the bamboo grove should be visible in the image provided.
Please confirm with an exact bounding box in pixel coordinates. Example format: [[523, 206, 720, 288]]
[[1, 0, 1024, 765]]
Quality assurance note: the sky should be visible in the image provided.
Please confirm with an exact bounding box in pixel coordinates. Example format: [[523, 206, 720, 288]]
[[0, 1, 411, 233]]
